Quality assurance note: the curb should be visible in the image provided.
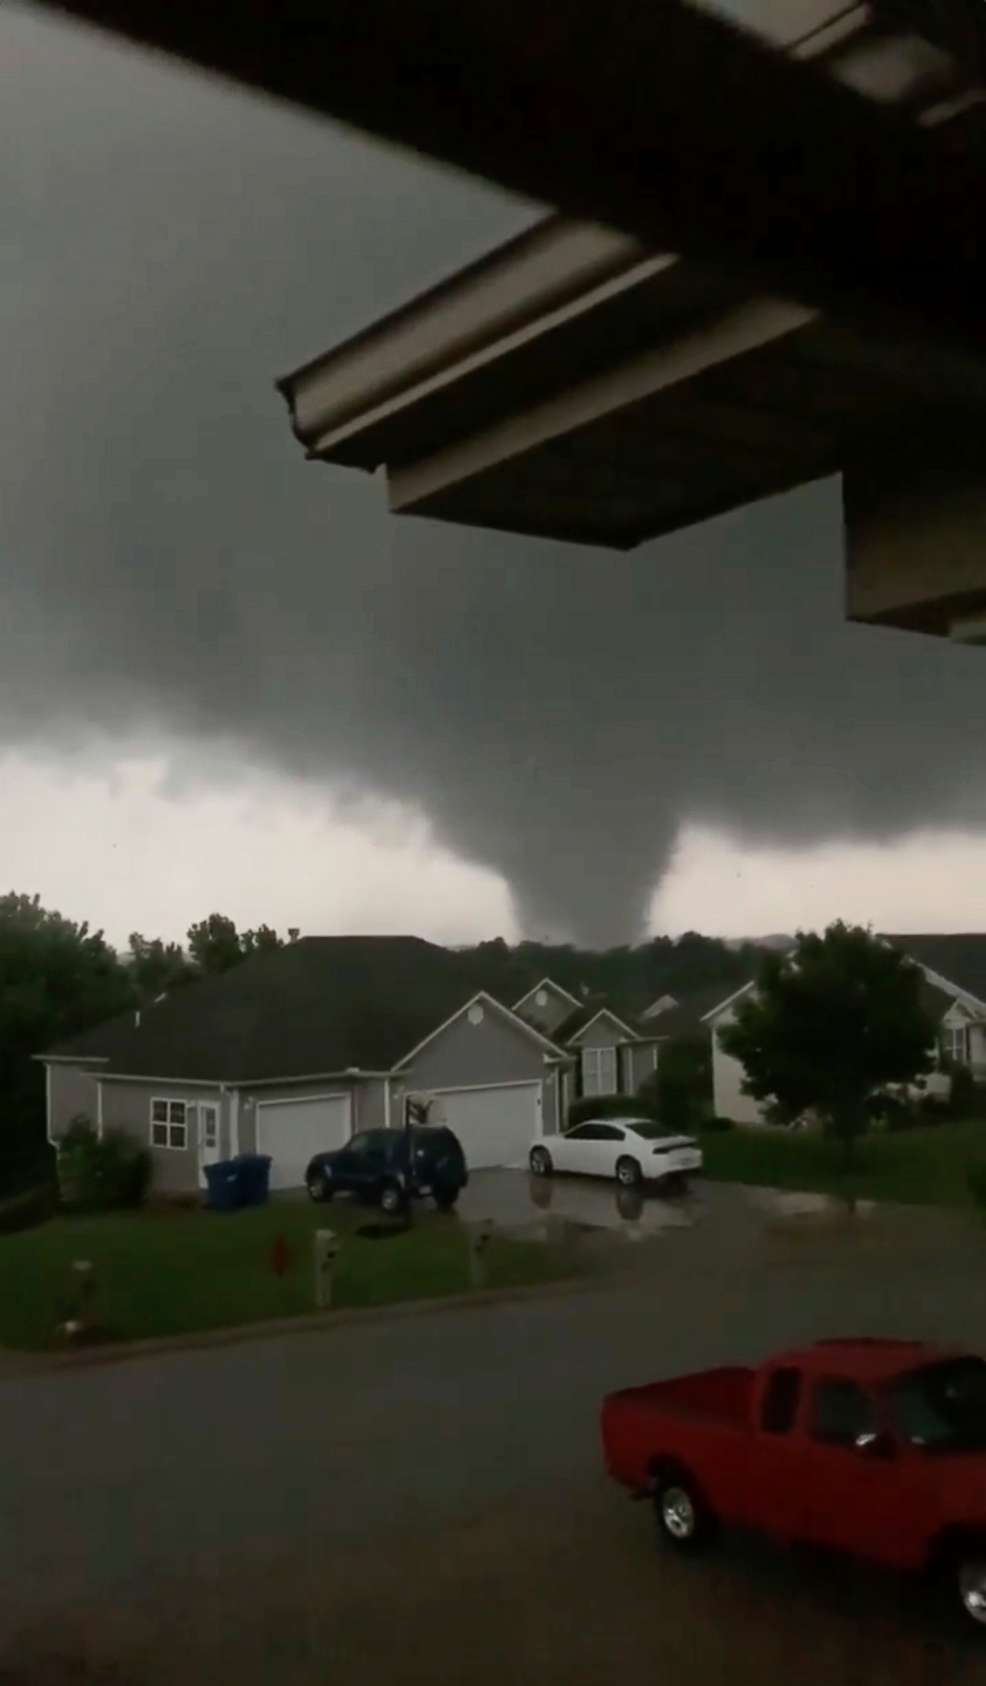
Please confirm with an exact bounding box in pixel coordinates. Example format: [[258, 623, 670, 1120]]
[[0, 1271, 603, 1381]]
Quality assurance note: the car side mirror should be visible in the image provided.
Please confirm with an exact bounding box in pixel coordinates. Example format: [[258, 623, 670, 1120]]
[[854, 1430, 896, 1460]]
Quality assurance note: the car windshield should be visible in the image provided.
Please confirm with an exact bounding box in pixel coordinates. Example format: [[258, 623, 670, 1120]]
[[889, 1358, 986, 1452], [624, 1120, 682, 1140]]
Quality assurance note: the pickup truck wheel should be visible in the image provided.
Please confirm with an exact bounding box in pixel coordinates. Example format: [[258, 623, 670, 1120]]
[[957, 1557, 986, 1628], [616, 1156, 643, 1189], [654, 1471, 716, 1552]]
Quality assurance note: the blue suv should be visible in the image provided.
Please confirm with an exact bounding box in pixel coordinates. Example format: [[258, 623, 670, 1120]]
[[306, 1126, 468, 1215]]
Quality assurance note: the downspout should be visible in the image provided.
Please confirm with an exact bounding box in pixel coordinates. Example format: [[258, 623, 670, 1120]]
[[384, 1077, 392, 1130]]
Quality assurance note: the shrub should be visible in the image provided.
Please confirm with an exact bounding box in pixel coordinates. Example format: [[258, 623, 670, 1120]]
[[950, 1065, 977, 1118], [638, 1037, 712, 1134], [0, 1183, 54, 1234], [869, 1091, 919, 1132], [567, 1093, 658, 1130], [918, 1094, 951, 1125], [701, 1115, 734, 1133], [57, 1119, 151, 1211]]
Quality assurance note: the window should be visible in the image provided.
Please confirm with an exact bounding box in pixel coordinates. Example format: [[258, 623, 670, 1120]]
[[890, 1358, 986, 1452], [810, 1379, 877, 1447], [761, 1367, 802, 1435], [347, 1132, 386, 1157], [150, 1098, 188, 1150], [943, 1023, 969, 1064], [581, 1046, 617, 1095]]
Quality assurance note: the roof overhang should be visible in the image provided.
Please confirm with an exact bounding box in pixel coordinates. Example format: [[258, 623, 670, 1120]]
[[280, 207, 986, 634], [47, 0, 986, 639]]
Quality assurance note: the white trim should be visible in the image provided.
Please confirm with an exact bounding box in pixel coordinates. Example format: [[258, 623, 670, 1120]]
[[384, 1076, 392, 1130], [229, 1089, 240, 1157], [36, 1054, 109, 1066], [96, 1081, 104, 1141], [566, 1006, 638, 1044], [45, 1064, 53, 1145], [511, 977, 583, 1014], [240, 1069, 390, 1089], [701, 979, 758, 1023], [149, 1095, 192, 1152], [394, 990, 567, 1067], [255, 1091, 353, 1156], [426, 1077, 546, 1098], [899, 959, 986, 1015], [104, 1072, 222, 1087]]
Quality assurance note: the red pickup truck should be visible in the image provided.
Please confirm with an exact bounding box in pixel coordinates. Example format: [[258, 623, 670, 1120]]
[[601, 1338, 986, 1628]]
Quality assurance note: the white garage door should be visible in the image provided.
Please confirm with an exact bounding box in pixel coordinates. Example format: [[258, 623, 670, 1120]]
[[435, 1083, 542, 1170], [257, 1094, 351, 1191]]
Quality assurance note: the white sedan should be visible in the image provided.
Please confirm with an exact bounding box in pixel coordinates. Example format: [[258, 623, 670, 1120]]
[[529, 1116, 703, 1189]]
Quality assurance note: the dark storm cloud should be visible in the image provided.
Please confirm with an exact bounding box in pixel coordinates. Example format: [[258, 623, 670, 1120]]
[[5, 4, 986, 945]]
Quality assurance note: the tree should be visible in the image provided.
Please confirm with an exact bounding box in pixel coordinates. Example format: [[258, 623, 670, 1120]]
[[186, 913, 287, 975], [718, 922, 935, 1163], [127, 933, 197, 1000], [0, 893, 134, 1191]]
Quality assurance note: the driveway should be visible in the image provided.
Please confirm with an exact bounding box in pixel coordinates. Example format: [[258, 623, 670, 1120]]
[[3, 1190, 986, 1683]]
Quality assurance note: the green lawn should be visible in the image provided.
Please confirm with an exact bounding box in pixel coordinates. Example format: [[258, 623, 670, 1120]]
[[697, 1117, 986, 1208], [0, 1198, 577, 1353]]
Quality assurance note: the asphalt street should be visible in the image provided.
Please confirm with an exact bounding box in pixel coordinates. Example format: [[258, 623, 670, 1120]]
[[4, 1186, 986, 1683]]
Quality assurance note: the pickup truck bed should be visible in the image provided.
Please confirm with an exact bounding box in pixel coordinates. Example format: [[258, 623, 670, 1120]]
[[602, 1367, 753, 1491]]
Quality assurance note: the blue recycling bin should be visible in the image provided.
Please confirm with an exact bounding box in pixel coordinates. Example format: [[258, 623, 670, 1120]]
[[203, 1159, 242, 1212], [237, 1154, 272, 1207]]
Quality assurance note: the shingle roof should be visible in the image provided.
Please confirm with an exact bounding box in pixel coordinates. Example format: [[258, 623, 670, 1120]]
[[646, 983, 744, 1038], [45, 937, 476, 1083], [884, 935, 986, 1007]]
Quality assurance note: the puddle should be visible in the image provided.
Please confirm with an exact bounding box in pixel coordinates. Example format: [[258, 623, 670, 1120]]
[[460, 1170, 703, 1244], [745, 1187, 876, 1223]]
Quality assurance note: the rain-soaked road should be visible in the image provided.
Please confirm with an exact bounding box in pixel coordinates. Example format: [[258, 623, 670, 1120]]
[[4, 1179, 986, 1684]]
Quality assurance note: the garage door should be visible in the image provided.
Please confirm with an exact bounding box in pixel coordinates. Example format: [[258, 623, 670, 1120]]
[[434, 1083, 542, 1170], [257, 1094, 351, 1191]]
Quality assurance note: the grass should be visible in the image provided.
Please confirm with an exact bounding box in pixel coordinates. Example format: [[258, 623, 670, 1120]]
[[0, 1197, 578, 1353], [697, 1117, 985, 1209]]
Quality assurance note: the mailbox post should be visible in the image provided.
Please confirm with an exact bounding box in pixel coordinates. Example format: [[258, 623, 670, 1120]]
[[313, 1229, 341, 1309]]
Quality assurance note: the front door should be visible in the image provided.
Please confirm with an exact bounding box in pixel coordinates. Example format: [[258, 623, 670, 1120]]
[[198, 1104, 221, 1185]]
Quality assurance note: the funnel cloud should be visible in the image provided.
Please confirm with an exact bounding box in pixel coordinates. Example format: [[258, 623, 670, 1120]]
[[5, 5, 986, 945]]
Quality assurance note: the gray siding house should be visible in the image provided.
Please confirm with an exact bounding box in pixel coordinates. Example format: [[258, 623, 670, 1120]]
[[41, 939, 571, 1194], [512, 977, 664, 1113], [703, 933, 986, 1126]]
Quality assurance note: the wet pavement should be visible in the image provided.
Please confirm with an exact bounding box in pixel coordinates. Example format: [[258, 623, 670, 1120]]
[[4, 1179, 986, 1683]]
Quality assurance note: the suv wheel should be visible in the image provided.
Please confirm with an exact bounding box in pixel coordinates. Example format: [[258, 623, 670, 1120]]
[[530, 1147, 553, 1177], [379, 1180, 406, 1217], [434, 1189, 459, 1212], [307, 1171, 331, 1203], [654, 1468, 716, 1552]]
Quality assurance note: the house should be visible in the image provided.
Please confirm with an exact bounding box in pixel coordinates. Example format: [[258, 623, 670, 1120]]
[[511, 977, 664, 1108], [40, 937, 574, 1194], [704, 933, 986, 1125]]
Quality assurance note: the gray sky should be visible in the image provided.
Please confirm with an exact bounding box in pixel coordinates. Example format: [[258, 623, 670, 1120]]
[[5, 1, 986, 951]]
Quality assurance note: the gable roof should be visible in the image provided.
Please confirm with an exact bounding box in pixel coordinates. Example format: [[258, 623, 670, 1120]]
[[393, 990, 568, 1068], [883, 935, 986, 1009], [648, 983, 744, 1039], [511, 976, 583, 1014], [701, 943, 971, 1029], [44, 937, 477, 1084], [564, 1005, 639, 1044]]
